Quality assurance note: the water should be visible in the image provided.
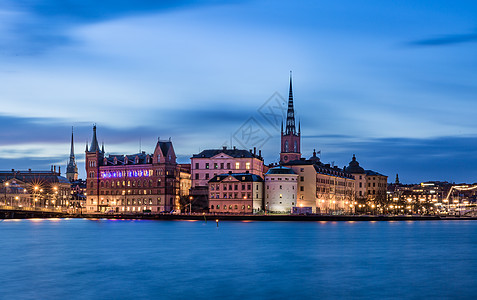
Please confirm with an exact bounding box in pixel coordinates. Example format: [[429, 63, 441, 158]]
[[0, 219, 476, 299]]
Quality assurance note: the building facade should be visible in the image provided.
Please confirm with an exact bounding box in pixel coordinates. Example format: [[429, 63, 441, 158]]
[[191, 147, 264, 188], [208, 172, 263, 213], [0, 168, 71, 209], [85, 126, 180, 213], [284, 153, 355, 214], [264, 166, 298, 213]]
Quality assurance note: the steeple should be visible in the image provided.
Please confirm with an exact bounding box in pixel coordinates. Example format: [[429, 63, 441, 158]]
[[101, 141, 105, 153], [69, 127, 75, 159], [280, 72, 301, 163], [285, 71, 297, 136], [66, 127, 78, 182], [89, 125, 100, 152]]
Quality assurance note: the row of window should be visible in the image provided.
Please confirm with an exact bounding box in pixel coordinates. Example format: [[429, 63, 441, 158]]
[[266, 185, 295, 190], [195, 162, 252, 170], [210, 204, 251, 210], [100, 189, 153, 195], [210, 193, 252, 199], [266, 177, 296, 181], [210, 184, 252, 191]]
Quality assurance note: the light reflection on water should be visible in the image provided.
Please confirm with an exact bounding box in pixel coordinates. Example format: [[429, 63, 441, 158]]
[[0, 219, 476, 299]]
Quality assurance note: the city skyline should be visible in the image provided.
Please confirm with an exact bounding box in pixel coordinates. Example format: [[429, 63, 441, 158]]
[[1, 1, 477, 183]]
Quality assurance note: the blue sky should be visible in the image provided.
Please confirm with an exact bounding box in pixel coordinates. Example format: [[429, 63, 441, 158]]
[[0, 0, 477, 183]]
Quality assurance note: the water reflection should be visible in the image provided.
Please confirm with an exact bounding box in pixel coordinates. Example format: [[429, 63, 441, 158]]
[[0, 219, 475, 299]]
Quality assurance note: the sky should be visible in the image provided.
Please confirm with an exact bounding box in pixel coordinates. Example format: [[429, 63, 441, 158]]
[[0, 0, 477, 183]]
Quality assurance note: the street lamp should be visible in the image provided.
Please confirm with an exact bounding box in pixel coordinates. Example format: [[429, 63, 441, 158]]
[[189, 196, 193, 215]]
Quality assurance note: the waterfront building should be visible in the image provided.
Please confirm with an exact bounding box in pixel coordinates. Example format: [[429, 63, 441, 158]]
[[387, 180, 452, 215], [191, 146, 264, 188], [345, 155, 387, 213], [208, 172, 263, 213], [283, 152, 355, 214], [70, 179, 87, 213], [190, 146, 264, 211], [0, 168, 71, 209], [264, 166, 298, 213], [179, 164, 191, 198], [66, 127, 78, 182], [276, 74, 354, 214], [85, 125, 180, 213]]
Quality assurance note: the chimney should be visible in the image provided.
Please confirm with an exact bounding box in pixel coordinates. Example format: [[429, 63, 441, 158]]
[[253, 147, 256, 155], [29, 169, 31, 172], [223, 146, 227, 151], [259, 150, 261, 157], [249, 149, 252, 153], [233, 146, 236, 150], [58, 166, 61, 175], [54, 165, 56, 173]]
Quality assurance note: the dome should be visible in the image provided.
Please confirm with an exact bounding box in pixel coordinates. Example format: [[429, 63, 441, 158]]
[[265, 166, 296, 175], [346, 154, 365, 174]]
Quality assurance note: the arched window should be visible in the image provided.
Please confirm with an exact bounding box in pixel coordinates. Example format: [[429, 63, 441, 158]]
[[211, 205, 215, 209], [294, 141, 297, 152], [285, 141, 289, 152]]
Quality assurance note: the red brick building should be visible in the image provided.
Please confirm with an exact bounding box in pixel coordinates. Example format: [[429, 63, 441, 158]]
[[85, 126, 179, 213]]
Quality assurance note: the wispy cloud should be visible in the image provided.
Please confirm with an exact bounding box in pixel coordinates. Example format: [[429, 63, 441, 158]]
[[407, 31, 477, 47], [0, 0, 235, 55]]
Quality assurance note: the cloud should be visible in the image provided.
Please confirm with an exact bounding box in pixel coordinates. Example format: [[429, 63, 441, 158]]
[[0, 0, 236, 55], [407, 31, 477, 47]]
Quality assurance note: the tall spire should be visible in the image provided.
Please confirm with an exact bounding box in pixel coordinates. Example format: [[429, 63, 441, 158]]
[[66, 126, 78, 182], [89, 124, 100, 152], [69, 127, 75, 158], [285, 71, 296, 135]]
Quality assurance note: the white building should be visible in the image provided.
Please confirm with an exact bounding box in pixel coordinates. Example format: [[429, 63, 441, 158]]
[[264, 166, 298, 213]]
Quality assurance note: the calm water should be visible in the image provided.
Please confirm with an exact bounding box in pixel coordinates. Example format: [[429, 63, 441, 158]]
[[0, 219, 476, 299]]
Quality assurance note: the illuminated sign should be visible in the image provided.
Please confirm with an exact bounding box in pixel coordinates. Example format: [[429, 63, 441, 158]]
[[101, 170, 153, 179]]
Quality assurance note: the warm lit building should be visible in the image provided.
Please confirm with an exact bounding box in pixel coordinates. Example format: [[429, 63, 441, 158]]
[[276, 74, 355, 214], [208, 172, 263, 213], [85, 125, 180, 213], [179, 164, 191, 197], [191, 146, 264, 188], [0, 168, 71, 209], [264, 166, 298, 213], [345, 155, 387, 213], [284, 152, 355, 214]]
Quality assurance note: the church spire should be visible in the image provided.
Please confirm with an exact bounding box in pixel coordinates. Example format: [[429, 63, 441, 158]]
[[66, 126, 78, 182], [69, 127, 75, 159], [285, 71, 296, 135]]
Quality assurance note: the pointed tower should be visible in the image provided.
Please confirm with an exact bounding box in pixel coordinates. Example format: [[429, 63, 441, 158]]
[[85, 124, 104, 213], [66, 127, 78, 182], [280, 72, 301, 163]]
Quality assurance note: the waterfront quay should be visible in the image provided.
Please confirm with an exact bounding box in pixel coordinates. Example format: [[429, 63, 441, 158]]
[[2, 207, 475, 221]]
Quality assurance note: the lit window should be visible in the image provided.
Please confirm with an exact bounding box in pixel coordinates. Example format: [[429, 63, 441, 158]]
[[246, 162, 250, 170], [235, 162, 240, 169]]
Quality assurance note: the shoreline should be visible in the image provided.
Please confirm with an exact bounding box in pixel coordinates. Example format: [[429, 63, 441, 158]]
[[1, 209, 476, 221]]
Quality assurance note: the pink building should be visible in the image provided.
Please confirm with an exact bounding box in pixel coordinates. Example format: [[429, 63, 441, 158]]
[[191, 146, 264, 188], [208, 172, 264, 213]]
